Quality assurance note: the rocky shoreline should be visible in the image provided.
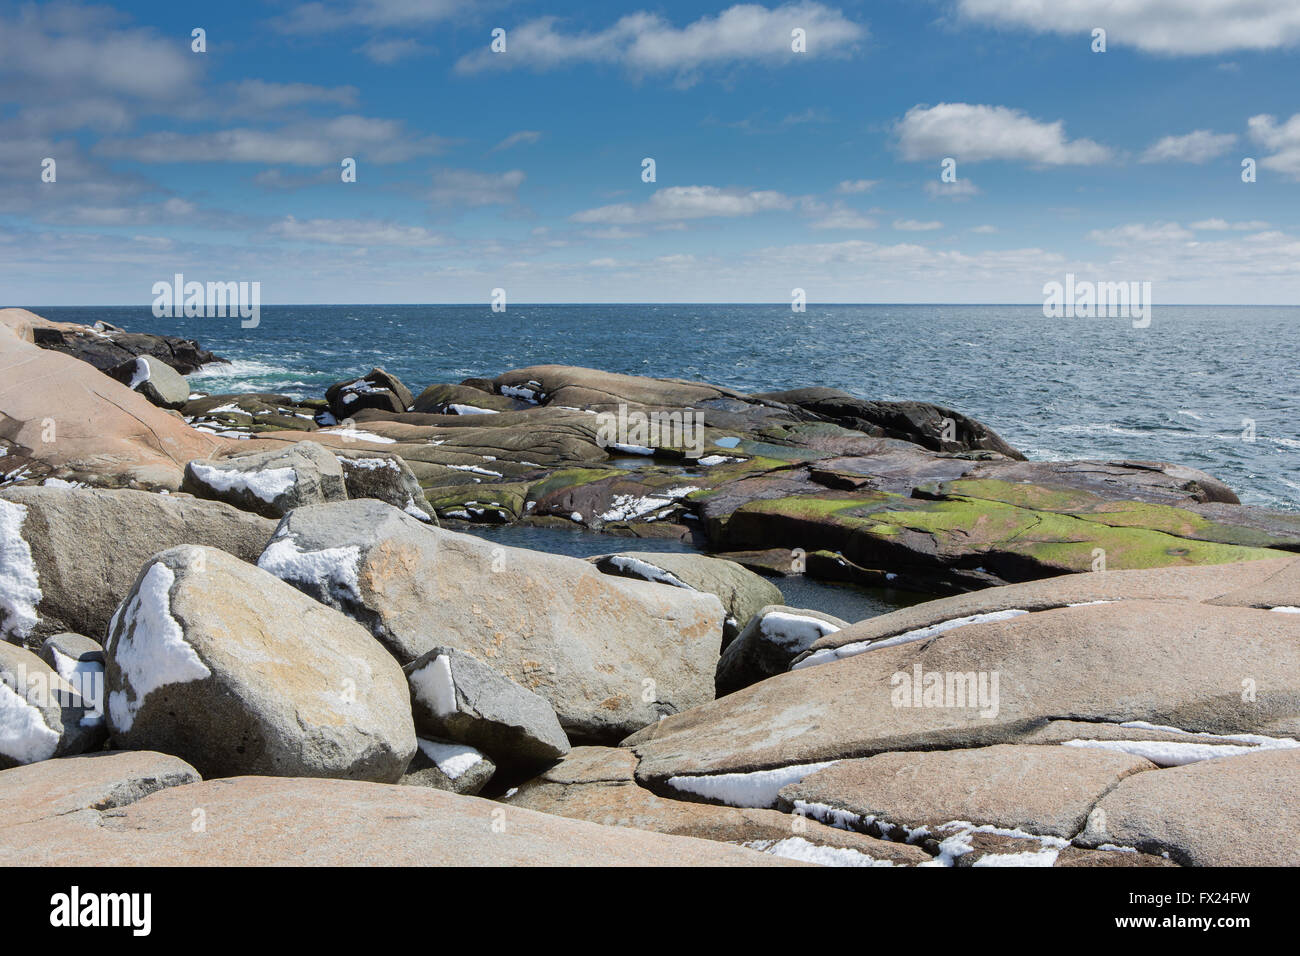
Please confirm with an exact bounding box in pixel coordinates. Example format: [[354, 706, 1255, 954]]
[[2, 307, 1297, 867]]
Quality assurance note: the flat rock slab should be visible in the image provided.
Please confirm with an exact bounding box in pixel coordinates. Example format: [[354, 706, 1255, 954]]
[[506, 747, 929, 866], [778, 744, 1156, 839], [0, 486, 276, 649], [0, 775, 802, 866], [1077, 748, 1300, 866], [797, 557, 1296, 662], [0, 312, 226, 489], [626, 600, 1300, 781], [0, 751, 199, 832]]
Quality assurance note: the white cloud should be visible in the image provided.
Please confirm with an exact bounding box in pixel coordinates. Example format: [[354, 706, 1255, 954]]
[[1190, 218, 1270, 231], [0, 5, 200, 103], [491, 131, 543, 152], [1140, 129, 1237, 163], [455, 3, 865, 80], [810, 204, 878, 229], [269, 215, 449, 247], [1087, 222, 1195, 245], [970, 225, 998, 234], [897, 103, 1112, 165], [97, 116, 448, 165], [429, 168, 526, 206], [230, 80, 359, 112], [836, 178, 878, 193], [956, 0, 1300, 55], [571, 185, 794, 223], [893, 219, 942, 231], [1248, 113, 1300, 180], [925, 179, 982, 200], [276, 0, 465, 34], [357, 37, 426, 63]]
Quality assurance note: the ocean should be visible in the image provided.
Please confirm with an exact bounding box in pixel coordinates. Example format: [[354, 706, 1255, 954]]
[[38, 303, 1300, 513]]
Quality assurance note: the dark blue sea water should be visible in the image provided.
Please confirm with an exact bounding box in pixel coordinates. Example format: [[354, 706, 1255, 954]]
[[37, 304, 1300, 512]]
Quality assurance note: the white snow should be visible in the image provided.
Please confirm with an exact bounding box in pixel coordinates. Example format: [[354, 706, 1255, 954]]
[[500, 384, 540, 403], [403, 498, 433, 522], [447, 404, 498, 415], [50, 647, 104, 727], [127, 357, 150, 389], [749, 837, 898, 867], [597, 486, 699, 523], [417, 738, 484, 779], [1060, 721, 1300, 767], [106, 562, 211, 734], [189, 462, 297, 503], [665, 761, 837, 809], [321, 427, 396, 444], [698, 455, 741, 466], [0, 680, 59, 765], [793, 609, 1029, 670], [258, 535, 363, 602], [921, 822, 1068, 868], [609, 443, 654, 456], [337, 456, 399, 471], [605, 556, 691, 589], [1271, 606, 1300, 613], [757, 611, 841, 651], [445, 463, 503, 477], [409, 653, 458, 718], [0, 499, 43, 645]]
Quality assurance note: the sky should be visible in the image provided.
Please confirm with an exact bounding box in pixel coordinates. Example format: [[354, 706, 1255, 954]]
[[2, 0, 1300, 305]]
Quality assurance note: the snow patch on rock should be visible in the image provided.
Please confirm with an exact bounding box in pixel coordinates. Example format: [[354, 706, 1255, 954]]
[[106, 562, 211, 733], [665, 760, 838, 809], [189, 462, 297, 504], [0, 499, 43, 645], [794, 609, 1029, 670], [258, 534, 362, 602]]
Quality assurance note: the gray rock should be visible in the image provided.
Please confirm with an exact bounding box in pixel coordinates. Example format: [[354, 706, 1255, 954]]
[[401, 738, 495, 795], [716, 605, 847, 695], [258, 499, 724, 742], [777, 744, 1156, 840], [0, 750, 200, 831], [326, 368, 413, 419], [405, 646, 570, 769], [590, 551, 783, 643], [107, 355, 190, 409], [1076, 748, 1300, 866], [332, 448, 436, 522], [626, 600, 1300, 782], [0, 774, 802, 866], [0, 486, 276, 649], [0, 642, 105, 769], [506, 746, 931, 866], [104, 545, 416, 782], [37, 633, 104, 726], [183, 440, 348, 518]]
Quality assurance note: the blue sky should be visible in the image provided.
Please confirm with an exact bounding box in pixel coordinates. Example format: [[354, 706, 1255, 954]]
[[3, 0, 1299, 304]]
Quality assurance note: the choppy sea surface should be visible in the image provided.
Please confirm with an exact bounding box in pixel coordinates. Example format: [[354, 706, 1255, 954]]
[[39, 304, 1300, 512]]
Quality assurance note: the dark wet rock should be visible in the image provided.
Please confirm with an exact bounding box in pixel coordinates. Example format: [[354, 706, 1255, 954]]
[[106, 355, 189, 409], [325, 368, 413, 419], [754, 388, 1024, 459]]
